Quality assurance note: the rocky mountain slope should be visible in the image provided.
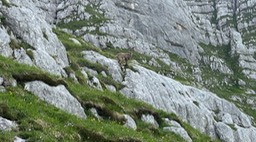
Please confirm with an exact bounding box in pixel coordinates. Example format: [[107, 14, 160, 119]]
[[0, 0, 256, 141]]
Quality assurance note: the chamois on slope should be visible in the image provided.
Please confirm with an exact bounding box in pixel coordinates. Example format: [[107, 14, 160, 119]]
[[116, 47, 134, 69]]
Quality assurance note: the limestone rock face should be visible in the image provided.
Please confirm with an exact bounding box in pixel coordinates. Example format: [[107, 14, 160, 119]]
[[88, 0, 202, 64], [0, 0, 69, 76], [215, 122, 234, 142], [89, 108, 102, 120], [82, 50, 123, 82], [87, 76, 103, 90], [163, 118, 192, 142], [0, 117, 18, 131], [1, 0, 256, 141], [120, 64, 256, 141], [13, 48, 34, 66], [123, 114, 137, 130], [141, 114, 159, 129], [24, 81, 86, 118], [230, 30, 256, 80], [0, 27, 12, 57]]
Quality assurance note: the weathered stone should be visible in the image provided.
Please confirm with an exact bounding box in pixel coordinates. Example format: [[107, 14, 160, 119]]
[[238, 79, 246, 86], [87, 76, 103, 90], [81, 70, 88, 79], [1, 0, 256, 141], [0, 86, 6, 93], [234, 126, 256, 142], [3, 77, 17, 87], [24, 81, 86, 118], [141, 114, 159, 129], [69, 73, 78, 83], [148, 58, 160, 67], [89, 108, 102, 120], [203, 55, 233, 75], [121, 64, 255, 139], [1, 0, 69, 76], [106, 85, 116, 92], [13, 48, 34, 66], [246, 89, 256, 95], [163, 118, 192, 142], [0, 77, 3, 85], [14, 136, 26, 142], [123, 114, 137, 130], [230, 30, 256, 80], [101, 71, 107, 77], [82, 67, 98, 76], [0, 117, 18, 131], [216, 122, 234, 142], [217, 112, 233, 125], [82, 50, 123, 82], [0, 27, 12, 57]]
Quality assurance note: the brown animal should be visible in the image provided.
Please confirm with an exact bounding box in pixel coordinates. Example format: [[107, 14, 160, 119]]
[[116, 47, 134, 67]]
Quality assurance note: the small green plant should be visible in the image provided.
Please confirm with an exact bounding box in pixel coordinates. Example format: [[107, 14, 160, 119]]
[[26, 50, 34, 60], [1, 0, 10, 7], [193, 101, 199, 107], [0, 15, 6, 25], [9, 39, 34, 50], [9, 39, 20, 49], [227, 124, 237, 131], [43, 31, 48, 40]]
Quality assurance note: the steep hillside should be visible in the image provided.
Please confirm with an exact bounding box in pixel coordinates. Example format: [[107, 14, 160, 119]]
[[0, 0, 256, 142]]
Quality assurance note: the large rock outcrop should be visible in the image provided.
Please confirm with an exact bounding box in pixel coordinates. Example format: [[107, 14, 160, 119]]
[[55, 0, 256, 80], [0, 27, 12, 57], [24, 81, 86, 118], [81, 50, 256, 141], [0, 0, 69, 76], [120, 64, 256, 142], [82, 50, 123, 82], [56, 0, 206, 64]]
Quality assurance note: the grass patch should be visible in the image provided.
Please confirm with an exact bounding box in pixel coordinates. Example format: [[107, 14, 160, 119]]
[[199, 43, 230, 60], [0, 86, 188, 142], [0, 15, 6, 25], [9, 39, 34, 50], [97, 75, 125, 90], [1, 89, 179, 142], [57, 3, 109, 34], [0, 55, 39, 78]]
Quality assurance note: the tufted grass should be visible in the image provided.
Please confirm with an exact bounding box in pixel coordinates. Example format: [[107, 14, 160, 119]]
[[0, 89, 183, 142]]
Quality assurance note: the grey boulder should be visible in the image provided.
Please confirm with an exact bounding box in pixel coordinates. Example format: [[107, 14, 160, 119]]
[[24, 81, 86, 118], [123, 114, 137, 130], [120, 64, 256, 141], [1, 0, 69, 76], [0, 117, 18, 131], [163, 118, 192, 142], [82, 50, 123, 82], [0, 27, 12, 57]]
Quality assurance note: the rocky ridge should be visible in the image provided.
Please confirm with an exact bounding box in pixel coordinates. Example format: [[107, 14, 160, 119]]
[[0, 0, 256, 141], [83, 50, 256, 141]]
